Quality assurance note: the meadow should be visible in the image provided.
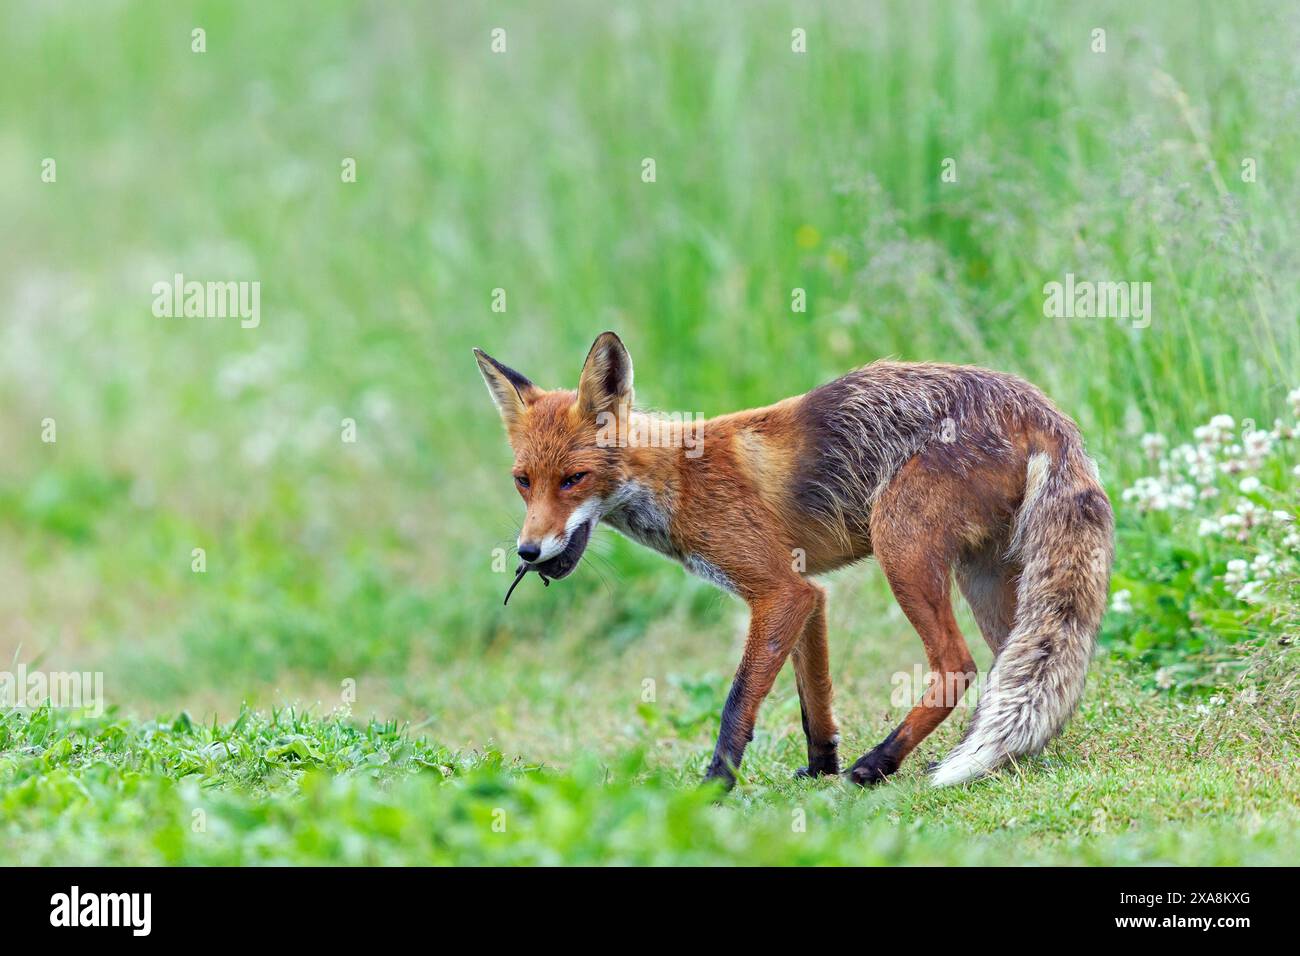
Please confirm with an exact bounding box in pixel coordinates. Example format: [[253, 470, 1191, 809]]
[[0, 0, 1296, 864]]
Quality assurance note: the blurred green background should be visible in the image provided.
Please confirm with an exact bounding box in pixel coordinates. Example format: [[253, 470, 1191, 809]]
[[1, 0, 1297, 772]]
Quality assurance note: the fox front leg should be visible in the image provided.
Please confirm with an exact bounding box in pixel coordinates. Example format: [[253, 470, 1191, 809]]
[[704, 583, 820, 789], [791, 582, 840, 778]]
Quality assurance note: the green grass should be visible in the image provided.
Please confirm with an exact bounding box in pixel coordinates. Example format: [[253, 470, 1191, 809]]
[[1, 0, 1298, 864], [3, 655, 1296, 864]]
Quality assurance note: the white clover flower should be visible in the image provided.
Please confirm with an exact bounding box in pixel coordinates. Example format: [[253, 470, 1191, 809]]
[[1271, 511, 1293, 524], [1179, 443, 1213, 481], [1199, 486, 1219, 499], [1140, 433, 1168, 460], [1155, 668, 1173, 690], [1197, 518, 1221, 537], [1251, 553, 1274, 578], [1167, 483, 1196, 509], [1225, 504, 1262, 541], [1239, 476, 1262, 494], [1242, 428, 1273, 466], [1235, 580, 1265, 604], [1195, 415, 1236, 450], [1243, 430, 1271, 452], [1109, 589, 1133, 614], [1284, 530, 1300, 551], [1121, 476, 1172, 512], [1224, 559, 1250, 588], [1236, 500, 1266, 523], [1288, 386, 1300, 418]]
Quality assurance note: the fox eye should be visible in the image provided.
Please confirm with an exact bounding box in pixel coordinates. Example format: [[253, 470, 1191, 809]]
[[514, 475, 530, 489], [560, 472, 587, 490]]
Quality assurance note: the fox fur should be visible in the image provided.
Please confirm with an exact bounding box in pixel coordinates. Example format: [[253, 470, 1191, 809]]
[[475, 332, 1114, 788]]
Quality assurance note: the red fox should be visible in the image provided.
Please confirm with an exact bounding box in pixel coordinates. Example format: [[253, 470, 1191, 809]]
[[475, 332, 1114, 788]]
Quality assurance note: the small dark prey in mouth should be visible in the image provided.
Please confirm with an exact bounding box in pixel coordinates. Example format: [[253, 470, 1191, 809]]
[[502, 562, 547, 605], [502, 521, 592, 606]]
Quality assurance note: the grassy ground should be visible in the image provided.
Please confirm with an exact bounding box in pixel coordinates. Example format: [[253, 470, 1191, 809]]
[[4, 654, 1296, 865], [1, 1, 1298, 864]]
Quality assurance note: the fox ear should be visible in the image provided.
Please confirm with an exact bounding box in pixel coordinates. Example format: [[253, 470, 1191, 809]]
[[576, 331, 633, 418], [474, 348, 540, 430]]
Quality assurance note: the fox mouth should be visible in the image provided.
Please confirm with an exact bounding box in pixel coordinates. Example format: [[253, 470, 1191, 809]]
[[502, 522, 594, 605], [529, 521, 592, 580]]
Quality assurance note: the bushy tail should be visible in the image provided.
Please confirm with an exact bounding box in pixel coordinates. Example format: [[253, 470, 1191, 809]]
[[931, 448, 1114, 787]]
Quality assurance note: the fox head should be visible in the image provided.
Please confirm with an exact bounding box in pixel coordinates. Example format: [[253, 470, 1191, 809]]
[[473, 331, 634, 579]]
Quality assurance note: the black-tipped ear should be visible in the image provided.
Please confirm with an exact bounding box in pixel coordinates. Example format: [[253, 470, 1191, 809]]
[[576, 331, 633, 418], [474, 348, 540, 429]]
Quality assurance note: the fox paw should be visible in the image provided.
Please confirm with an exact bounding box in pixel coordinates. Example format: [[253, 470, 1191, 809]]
[[794, 754, 840, 779], [703, 761, 737, 792], [845, 750, 900, 787]]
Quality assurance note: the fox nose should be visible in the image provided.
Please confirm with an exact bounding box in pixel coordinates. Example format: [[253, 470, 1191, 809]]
[[517, 543, 541, 562]]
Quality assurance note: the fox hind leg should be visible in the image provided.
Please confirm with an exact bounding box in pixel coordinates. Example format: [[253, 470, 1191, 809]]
[[955, 542, 1020, 654], [847, 487, 978, 786]]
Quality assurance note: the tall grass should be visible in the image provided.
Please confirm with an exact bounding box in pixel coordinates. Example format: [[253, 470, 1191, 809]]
[[1, 0, 1296, 701]]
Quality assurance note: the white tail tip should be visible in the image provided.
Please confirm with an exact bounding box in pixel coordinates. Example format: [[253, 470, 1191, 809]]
[[930, 742, 1000, 787]]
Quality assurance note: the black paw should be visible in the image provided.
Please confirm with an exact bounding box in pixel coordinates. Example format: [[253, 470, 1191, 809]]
[[845, 750, 899, 788], [703, 760, 737, 792], [794, 753, 840, 779]]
